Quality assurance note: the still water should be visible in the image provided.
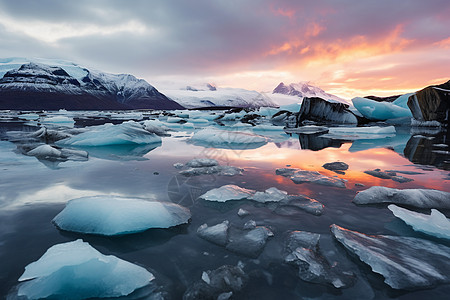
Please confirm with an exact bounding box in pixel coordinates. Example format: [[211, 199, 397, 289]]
[[0, 111, 449, 299]]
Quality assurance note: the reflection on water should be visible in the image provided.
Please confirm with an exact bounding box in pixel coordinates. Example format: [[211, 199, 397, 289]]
[[0, 113, 449, 299]]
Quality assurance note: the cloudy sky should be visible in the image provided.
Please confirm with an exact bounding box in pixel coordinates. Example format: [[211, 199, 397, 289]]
[[0, 0, 449, 98]]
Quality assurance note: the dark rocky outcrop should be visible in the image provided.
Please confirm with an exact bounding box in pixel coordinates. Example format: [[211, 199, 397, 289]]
[[364, 95, 401, 102], [0, 62, 184, 110], [407, 80, 450, 125]]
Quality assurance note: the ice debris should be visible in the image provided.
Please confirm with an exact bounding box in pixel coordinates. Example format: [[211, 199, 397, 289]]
[[178, 158, 243, 177], [17, 239, 154, 299], [190, 128, 267, 149], [276, 168, 346, 188], [284, 231, 355, 288], [57, 121, 161, 146], [353, 186, 450, 209], [183, 264, 247, 300], [331, 224, 450, 289], [364, 169, 414, 183], [199, 185, 255, 202], [197, 221, 273, 258], [237, 208, 250, 217], [53, 196, 191, 235], [388, 205, 450, 239]]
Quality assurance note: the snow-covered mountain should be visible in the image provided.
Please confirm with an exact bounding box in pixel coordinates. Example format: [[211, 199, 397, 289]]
[[162, 83, 277, 109], [0, 58, 183, 110], [273, 82, 351, 106]]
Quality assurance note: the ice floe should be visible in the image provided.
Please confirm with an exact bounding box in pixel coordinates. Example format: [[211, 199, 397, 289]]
[[17, 239, 154, 299], [183, 264, 247, 300], [53, 196, 191, 235], [331, 224, 450, 289], [284, 231, 355, 288], [199, 185, 255, 202], [284, 125, 329, 135], [190, 128, 267, 149], [364, 169, 414, 183], [178, 158, 243, 177], [41, 116, 75, 127], [57, 121, 161, 146], [353, 186, 450, 209], [197, 221, 273, 257], [276, 168, 346, 188], [388, 204, 450, 239], [321, 126, 396, 140]]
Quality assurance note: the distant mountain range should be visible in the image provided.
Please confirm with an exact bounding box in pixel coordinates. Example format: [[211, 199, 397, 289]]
[[0, 58, 183, 110], [273, 82, 351, 105]]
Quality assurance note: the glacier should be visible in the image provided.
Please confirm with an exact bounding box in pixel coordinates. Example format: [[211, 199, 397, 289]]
[[388, 204, 450, 239], [53, 196, 191, 235], [331, 224, 450, 289], [57, 121, 162, 146], [17, 239, 154, 299], [353, 186, 450, 209]]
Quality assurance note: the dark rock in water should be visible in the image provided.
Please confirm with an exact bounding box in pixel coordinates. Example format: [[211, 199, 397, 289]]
[[364, 169, 393, 179], [284, 231, 355, 288], [331, 224, 450, 290], [364, 169, 414, 183], [407, 80, 450, 124], [183, 265, 247, 300], [0, 62, 183, 110], [271, 110, 295, 126], [323, 161, 349, 171], [296, 97, 362, 125]]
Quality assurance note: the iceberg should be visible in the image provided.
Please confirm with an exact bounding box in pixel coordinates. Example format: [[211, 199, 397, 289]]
[[53, 196, 191, 235], [284, 231, 355, 288], [190, 128, 267, 150], [353, 186, 450, 209], [276, 168, 346, 188], [352, 97, 412, 121], [199, 185, 256, 202], [331, 224, 450, 289], [57, 121, 161, 146], [17, 239, 154, 299], [388, 205, 450, 239]]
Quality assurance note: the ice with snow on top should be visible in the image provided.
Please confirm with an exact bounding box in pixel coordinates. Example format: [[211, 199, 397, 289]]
[[185, 158, 219, 168], [353, 186, 450, 209], [190, 128, 267, 149], [276, 168, 346, 188], [57, 121, 161, 146], [277, 195, 324, 216], [17, 239, 154, 299], [352, 96, 412, 121], [250, 187, 288, 203], [26, 144, 88, 161], [199, 185, 255, 202], [197, 220, 230, 246], [53, 196, 191, 235], [178, 158, 243, 177], [321, 126, 396, 140], [284, 231, 355, 288], [331, 224, 450, 289], [41, 116, 75, 127], [388, 204, 450, 239]]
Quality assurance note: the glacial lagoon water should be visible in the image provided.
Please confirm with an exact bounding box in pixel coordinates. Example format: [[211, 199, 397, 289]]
[[0, 110, 449, 299]]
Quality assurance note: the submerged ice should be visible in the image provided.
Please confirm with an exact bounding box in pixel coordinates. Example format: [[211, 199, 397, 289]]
[[53, 196, 191, 235], [18, 239, 154, 299], [331, 224, 450, 289]]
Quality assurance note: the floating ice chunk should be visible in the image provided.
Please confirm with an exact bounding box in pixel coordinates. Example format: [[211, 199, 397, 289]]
[[27, 144, 61, 157], [284, 125, 329, 135], [28, 126, 72, 143], [278, 195, 324, 216], [183, 265, 247, 300], [53, 196, 191, 235], [277, 168, 346, 188], [197, 221, 230, 246], [190, 128, 267, 149], [249, 187, 288, 203], [173, 162, 184, 169], [284, 231, 355, 288], [331, 224, 450, 289], [185, 158, 219, 168], [41, 116, 75, 127], [18, 113, 40, 120], [388, 205, 450, 239], [322, 161, 348, 171], [252, 124, 285, 131], [199, 185, 256, 202], [353, 186, 450, 209], [226, 226, 272, 257], [18, 239, 154, 299], [179, 165, 243, 177], [237, 208, 250, 217], [57, 121, 161, 146], [166, 116, 184, 123], [25, 144, 88, 162], [352, 97, 412, 121], [243, 220, 257, 230]]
